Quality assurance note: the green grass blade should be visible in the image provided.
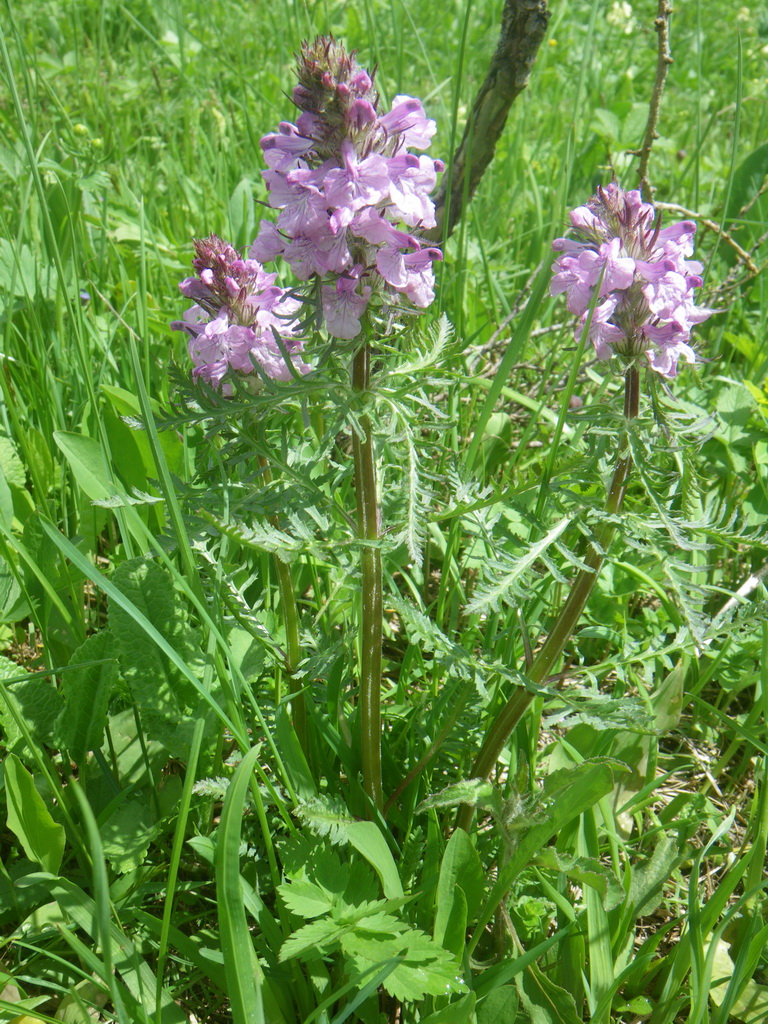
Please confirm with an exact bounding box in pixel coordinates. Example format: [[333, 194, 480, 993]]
[[216, 744, 267, 1024]]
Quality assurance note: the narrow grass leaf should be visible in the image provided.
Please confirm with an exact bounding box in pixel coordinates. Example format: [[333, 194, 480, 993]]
[[215, 744, 266, 1024]]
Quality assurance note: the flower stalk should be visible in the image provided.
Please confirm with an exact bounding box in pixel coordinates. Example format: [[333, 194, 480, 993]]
[[454, 183, 714, 833], [455, 365, 640, 833], [352, 342, 384, 812]]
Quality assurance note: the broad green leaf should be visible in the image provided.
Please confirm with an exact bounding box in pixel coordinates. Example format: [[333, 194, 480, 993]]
[[419, 992, 477, 1024], [229, 177, 256, 244], [100, 798, 160, 874], [0, 560, 24, 622], [23, 426, 56, 497], [109, 558, 206, 757], [345, 822, 404, 899], [101, 385, 185, 478], [54, 631, 117, 763], [724, 141, 768, 249], [0, 237, 38, 296], [0, 672, 63, 757], [477, 986, 519, 1024], [0, 435, 26, 490], [435, 827, 485, 926], [628, 836, 685, 918], [276, 704, 316, 800], [4, 753, 65, 874], [516, 963, 581, 1024], [53, 431, 113, 501], [0, 462, 13, 531], [434, 884, 467, 959]]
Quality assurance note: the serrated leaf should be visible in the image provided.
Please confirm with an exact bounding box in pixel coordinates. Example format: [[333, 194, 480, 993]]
[[278, 880, 334, 920], [466, 517, 571, 615], [279, 917, 343, 962], [344, 928, 467, 1004], [4, 753, 65, 874], [54, 631, 117, 763]]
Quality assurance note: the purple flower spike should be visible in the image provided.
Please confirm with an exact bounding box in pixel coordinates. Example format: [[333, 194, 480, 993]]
[[551, 183, 714, 377], [252, 36, 443, 339], [171, 234, 309, 393]]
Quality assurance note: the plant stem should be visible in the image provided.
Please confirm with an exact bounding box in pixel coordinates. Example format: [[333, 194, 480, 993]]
[[352, 343, 384, 812], [456, 365, 641, 832]]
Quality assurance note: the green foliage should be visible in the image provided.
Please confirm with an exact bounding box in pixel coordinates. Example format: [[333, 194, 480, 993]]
[[1, 0, 767, 1022], [54, 630, 117, 763], [4, 753, 64, 874], [108, 558, 212, 758], [278, 841, 467, 1005]]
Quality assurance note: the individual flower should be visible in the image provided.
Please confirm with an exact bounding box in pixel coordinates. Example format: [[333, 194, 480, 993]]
[[171, 234, 309, 392], [551, 183, 714, 377], [250, 36, 443, 340]]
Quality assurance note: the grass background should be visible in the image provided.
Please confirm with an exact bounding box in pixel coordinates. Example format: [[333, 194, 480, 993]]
[[1, 0, 768, 1022]]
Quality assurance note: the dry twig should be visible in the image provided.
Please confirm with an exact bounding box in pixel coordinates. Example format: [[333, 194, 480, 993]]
[[634, 0, 673, 200]]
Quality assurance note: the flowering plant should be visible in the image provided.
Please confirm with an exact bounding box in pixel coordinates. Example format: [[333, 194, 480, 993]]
[[171, 234, 309, 391], [550, 182, 713, 377], [251, 36, 443, 339]]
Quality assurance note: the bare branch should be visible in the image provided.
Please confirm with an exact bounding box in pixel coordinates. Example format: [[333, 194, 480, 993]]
[[635, 0, 673, 200], [427, 0, 550, 243], [655, 201, 759, 274]]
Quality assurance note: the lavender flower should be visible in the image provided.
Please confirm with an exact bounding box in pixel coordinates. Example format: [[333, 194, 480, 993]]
[[171, 235, 309, 392], [251, 37, 443, 340], [551, 183, 713, 377]]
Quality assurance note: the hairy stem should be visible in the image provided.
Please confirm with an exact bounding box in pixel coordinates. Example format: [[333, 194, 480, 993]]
[[456, 366, 641, 832], [352, 344, 384, 812]]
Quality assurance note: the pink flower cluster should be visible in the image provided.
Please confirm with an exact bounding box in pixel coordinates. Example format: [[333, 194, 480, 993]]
[[171, 235, 309, 392], [551, 183, 713, 377], [250, 36, 443, 340]]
